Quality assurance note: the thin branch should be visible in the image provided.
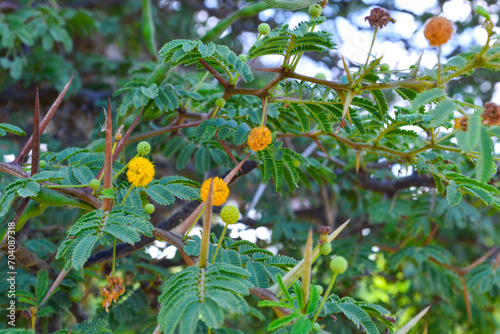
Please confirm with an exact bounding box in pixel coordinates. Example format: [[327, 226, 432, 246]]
[[102, 97, 113, 212], [127, 120, 203, 143], [14, 73, 75, 164], [198, 59, 230, 90], [152, 228, 195, 266]]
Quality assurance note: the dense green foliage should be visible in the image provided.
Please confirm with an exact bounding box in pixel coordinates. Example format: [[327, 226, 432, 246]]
[[1, 1, 500, 333]]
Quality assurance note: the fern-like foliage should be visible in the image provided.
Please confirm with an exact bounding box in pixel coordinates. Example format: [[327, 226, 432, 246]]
[[56, 208, 153, 269], [247, 19, 335, 60], [157, 263, 252, 333], [159, 40, 254, 83]]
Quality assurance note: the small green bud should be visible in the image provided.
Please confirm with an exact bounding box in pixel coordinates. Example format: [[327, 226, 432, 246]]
[[258, 23, 271, 35], [313, 284, 323, 295], [312, 323, 321, 332], [319, 234, 328, 243], [215, 98, 226, 108], [90, 179, 100, 190], [380, 63, 390, 72], [314, 73, 327, 80], [354, 87, 361, 93], [137, 141, 151, 156], [308, 4, 322, 18], [238, 54, 247, 62], [320, 242, 332, 255], [220, 205, 240, 225], [293, 159, 300, 167], [329, 255, 348, 274], [39, 160, 47, 168], [144, 203, 155, 214]]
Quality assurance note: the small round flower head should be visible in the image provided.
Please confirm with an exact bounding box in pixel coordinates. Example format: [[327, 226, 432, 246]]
[[379, 63, 390, 72], [238, 54, 247, 62], [314, 73, 327, 80], [200, 177, 229, 206], [329, 255, 348, 274], [127, 156, 155, 188], [365, 7, 395, 29], [39, 160, 47, 168], [90, 179, 101, 190], [320, 242, 332, 255], [144, 203, 155, 214], [424, 17, 453, 46], [258, 23, 271, 35], [220, 205, 240, 225], [308, 4, 322, 18], [215, 98, 226, 108], [247, 126, 272, 152], [481, 102, 500, 126], [137, 141, 151, 156]]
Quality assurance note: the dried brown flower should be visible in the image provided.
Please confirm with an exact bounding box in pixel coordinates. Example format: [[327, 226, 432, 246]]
[[454, 116, 468, 131], [100, 275, 126, 313], [424, 17, 453, 46], [318, 226, 332, 235], [481, 102, 500, 126], [365, 8, 395, 29]]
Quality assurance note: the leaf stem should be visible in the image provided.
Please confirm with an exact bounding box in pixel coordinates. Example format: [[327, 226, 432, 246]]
[[120, 185, 134, 205], [312, 272, 338, 323], [212, 224, 228, 264]]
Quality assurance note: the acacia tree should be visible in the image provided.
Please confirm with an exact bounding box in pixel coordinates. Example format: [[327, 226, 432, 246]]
[[0, 1, 499, 333]]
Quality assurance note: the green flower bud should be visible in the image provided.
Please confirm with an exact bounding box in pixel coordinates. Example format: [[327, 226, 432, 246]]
[[39, 160, 47, 168], [137, 141, 151, 156], [238, 54, 247, 62], [308, 4, 322, 18], [314, 73, 327, 80], [320, 242, 332, 255], [380, 63, 390, 72], [329, 255, 348, 274], [220, 205, 240, 225], [258, 23, 271, 35], [90, 179, 100, 190], [144, 203, 155, 214], [215, 98, 226, 108]]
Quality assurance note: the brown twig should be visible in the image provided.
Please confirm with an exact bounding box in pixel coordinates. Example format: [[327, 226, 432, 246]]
[[198, 59, 230, 90], [14, 74, 75, 164], [461, 277, 472, 323], [102, 97, 113, 212], [152, 228, 195, 266], [218, 140, 238, 165], [127, 120, 204, 143], [31, 88, 40, 177], [424, 224, 439, 246], [0, 163, 102, 208]]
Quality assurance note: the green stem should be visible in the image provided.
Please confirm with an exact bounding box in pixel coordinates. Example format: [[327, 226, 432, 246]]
[[112, 154, 137, 182], [437, 45, 442, 87], [183, 206, 206, 241], [212, 224, 228, 264], [120, 185, 134, 205], [312, 272, 338, 323], [111, 239, 117, 276], [363, 27, 378, 69]]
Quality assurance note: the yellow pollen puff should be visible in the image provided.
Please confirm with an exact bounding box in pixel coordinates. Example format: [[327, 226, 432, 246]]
[[126, 156, 155, 188], [247, 126, 272, 152], [200, 177, 229, 206]]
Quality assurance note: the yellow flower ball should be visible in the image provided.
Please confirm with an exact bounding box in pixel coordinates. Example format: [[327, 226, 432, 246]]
[[200, 177, 229, 206], [247, 126, 272, 152], [126, 156, 155, 188]]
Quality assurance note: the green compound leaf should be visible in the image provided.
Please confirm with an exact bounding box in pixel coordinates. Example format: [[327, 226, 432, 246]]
[[446, 180, 462, 207], [410, 88, 446, 111], [72, 235, 98, 270], [339, 302, 380, 334], [475, 126, 495, 184]]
